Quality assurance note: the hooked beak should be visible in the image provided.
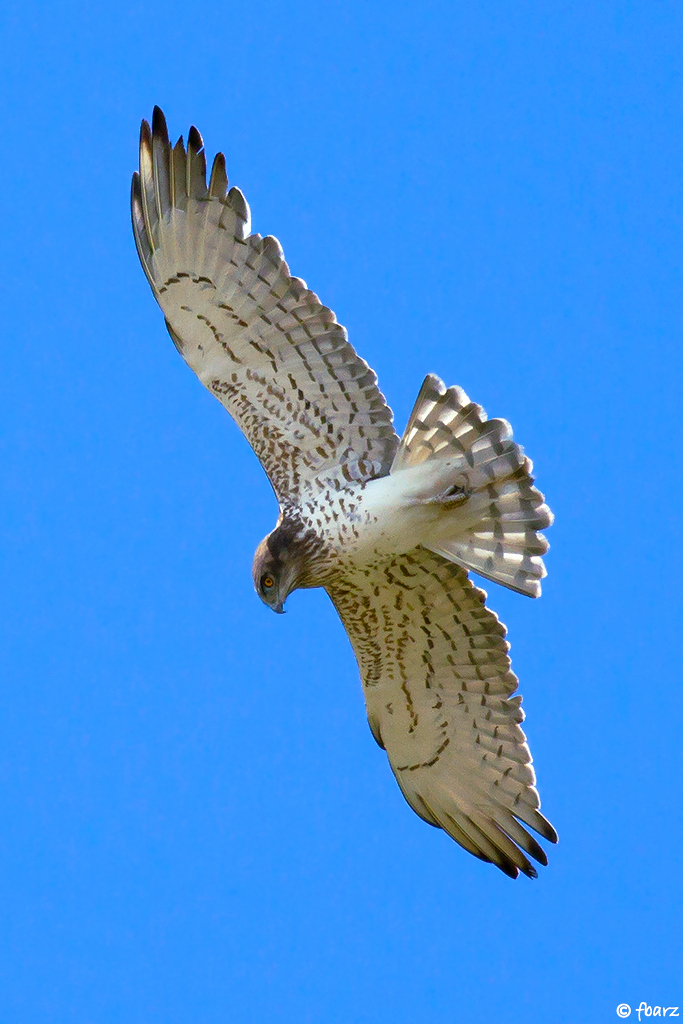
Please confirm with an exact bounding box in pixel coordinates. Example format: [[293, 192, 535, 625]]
[[273, 601, 285, 615]]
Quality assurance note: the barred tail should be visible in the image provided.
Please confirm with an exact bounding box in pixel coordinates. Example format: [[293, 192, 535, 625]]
[[393, 375, 553, 597]]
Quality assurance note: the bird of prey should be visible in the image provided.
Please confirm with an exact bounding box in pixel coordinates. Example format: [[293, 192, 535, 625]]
[[132, 107, 557, 879]]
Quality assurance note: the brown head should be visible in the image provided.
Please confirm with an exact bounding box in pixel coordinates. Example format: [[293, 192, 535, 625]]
[[252, 517, 320, 614]]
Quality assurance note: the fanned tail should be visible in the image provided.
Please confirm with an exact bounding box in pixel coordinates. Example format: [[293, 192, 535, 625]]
[[393, 374, 552, 597]]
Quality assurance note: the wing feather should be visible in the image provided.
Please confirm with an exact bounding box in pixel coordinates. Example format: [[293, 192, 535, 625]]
[[327, 549, 557, 878], [132, 107, 398, 501]]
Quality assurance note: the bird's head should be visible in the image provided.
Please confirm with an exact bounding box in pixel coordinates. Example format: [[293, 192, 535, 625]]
[[252, 520, 308, 614], [252, 540, 289, 613]]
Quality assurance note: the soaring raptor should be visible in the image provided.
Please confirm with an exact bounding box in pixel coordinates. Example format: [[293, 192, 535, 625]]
[[132, 107, 557, 879]]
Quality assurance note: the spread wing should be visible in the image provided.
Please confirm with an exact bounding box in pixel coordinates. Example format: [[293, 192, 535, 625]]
[[131, 107, 398, 502], [327, 549, 557, 878]]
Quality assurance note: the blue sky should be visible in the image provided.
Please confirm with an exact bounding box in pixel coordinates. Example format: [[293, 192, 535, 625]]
[[0, 1, 681, 1021]]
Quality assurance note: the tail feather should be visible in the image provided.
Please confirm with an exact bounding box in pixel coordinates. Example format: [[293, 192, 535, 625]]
[[394, 374, 552, 598]]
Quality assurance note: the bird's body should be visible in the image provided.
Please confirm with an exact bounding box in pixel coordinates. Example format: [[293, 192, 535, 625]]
[[132, 107, 557, 879]]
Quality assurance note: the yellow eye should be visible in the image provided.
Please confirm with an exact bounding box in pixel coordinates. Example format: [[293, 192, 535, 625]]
[[262, 576, 275, 589]]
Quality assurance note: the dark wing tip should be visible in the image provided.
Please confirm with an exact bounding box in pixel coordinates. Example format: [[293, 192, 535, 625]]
[[208, 151, 229, 198], [152, 105, 169, 145], [544, 822, 559, 845], [532, 810, 559, 845], [140, 117, 152, 148], [498, 847, 538, 880], [188, 124, 204, 153]]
